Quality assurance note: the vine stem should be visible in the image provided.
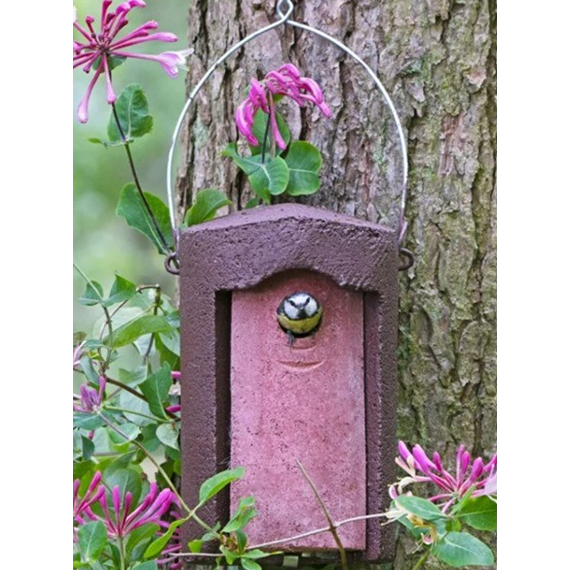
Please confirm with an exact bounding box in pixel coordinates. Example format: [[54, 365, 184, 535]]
[[411, 550, 430, 570], [105, 377, 147, 401], [118, 536, 126, 570], [73, 262, 113, 371], [110, 103, 172, 256], [143, 286, 161, 362], [295, 459, 348, 570]]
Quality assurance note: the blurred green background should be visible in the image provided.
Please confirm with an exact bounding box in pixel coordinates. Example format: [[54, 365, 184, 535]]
[[73, 0, 189, 334]]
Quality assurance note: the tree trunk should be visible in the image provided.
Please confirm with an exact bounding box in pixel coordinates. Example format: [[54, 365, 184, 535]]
[[179, 1, 496, 568]]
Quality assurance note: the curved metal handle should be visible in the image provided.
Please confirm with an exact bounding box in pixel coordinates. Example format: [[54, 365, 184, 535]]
[[167, 0, 409, 247]]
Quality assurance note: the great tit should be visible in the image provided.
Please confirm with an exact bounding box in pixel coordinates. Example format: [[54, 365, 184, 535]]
[[277, 291, 323, 344]]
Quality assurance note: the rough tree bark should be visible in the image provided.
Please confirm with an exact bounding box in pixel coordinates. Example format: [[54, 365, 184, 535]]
[[178, 1, 496, 568]]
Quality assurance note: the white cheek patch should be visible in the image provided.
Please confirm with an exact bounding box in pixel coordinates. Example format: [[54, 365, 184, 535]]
[[305, 297, 318, 316], [284, 300, 300, 319]]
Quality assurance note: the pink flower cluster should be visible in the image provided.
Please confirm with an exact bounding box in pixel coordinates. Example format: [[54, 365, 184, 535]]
[[391, 441, 497, 513], [73, 376, 106, 414], [74, 472, 176, 540], [236, 64, 332, 150], [73, 0, 182, 123]]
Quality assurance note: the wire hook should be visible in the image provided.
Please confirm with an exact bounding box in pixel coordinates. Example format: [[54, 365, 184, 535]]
[[276, 0, 294, 19]]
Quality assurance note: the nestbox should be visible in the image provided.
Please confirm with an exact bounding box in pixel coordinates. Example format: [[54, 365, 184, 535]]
[[179, 203, 399, 561]]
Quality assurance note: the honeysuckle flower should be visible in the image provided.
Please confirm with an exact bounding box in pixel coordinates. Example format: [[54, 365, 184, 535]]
[[83, 482, 176, 539], [73, 341, 85, 370], [73, 376, 106, 413], [392, 442, 497, 513], [74, 472, 104, 524], [235, 64, 332, 150], [73, 0, 180, 123]]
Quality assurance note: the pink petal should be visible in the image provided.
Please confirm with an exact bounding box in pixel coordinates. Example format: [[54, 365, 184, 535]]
[[102, 54, 117, 104], [110, 50, 182, 77], [77, 66, 103, 123], [277, 63, 302, 80], [249, 79, 270, 113], [110, 31, 178, 50], [412, 444, 437, 472], [398, 441, 413, 463]]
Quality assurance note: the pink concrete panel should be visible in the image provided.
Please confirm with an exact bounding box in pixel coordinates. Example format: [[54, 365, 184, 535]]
[[230, 270, 366, 551]]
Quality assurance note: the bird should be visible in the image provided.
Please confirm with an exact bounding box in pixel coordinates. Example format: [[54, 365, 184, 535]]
[[277, 291, 323, 344]]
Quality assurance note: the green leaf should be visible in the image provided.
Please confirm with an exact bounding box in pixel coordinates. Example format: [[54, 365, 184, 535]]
[[245, 198, 260, 209], [223, 496, 257, 533], [104, 314, 174, 349], [395, 495, 445, 521], [105, 468, 142, 505], [394, 510, 426, 539], [116, 183, 173, 255], [108, 55, 126, 72], [78, 521, 108, 562], [108, 424, 141, 446], [81, 436, 96, 460], [73, 412, 104, 431], [107, 84, 153, 142], [220, 546, 239, 565], [250, 110, 291, 155], [241, 558, 262, 570], [235, 529, 247, 553], [119, 391, 154, 427], [222, 143, 289, 201], [144, 519, 186, 559], [103, 274, 137, 307], [79, 355, 100, 384], [188, 540, 203, 553], [156, 422, 179, 450], [199, 467, 246, 505], [283, 141, 322, 196], [73, 460, 97, 484], [74, 332, 87, 345], [140, 364, 172, 418], [126, 523, 160, 556], [132, 562, 158, 570], [119, 366, 148, 387], [432, 532, 494, 567], [155, 333, 180, 369], [183, 189, 232, 226], [457, 496, 497, 531], [79, 281, 104, 306], [243, 549, 274, 560]]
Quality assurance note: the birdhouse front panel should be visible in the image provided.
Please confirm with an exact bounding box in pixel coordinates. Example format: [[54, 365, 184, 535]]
[[179, 204, 399, 561], [230, 270, 366, 550]]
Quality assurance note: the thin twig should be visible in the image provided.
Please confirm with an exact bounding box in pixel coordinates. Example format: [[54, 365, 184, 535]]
[[294, 459, 348, 570], [106, 377, 147, 401], [260, 106, 272, 164], [108, 284, 161, 321], [72, 263, 114, 371], [143, 286, 161, 362], [111, 104, 172, 255], [248, 512, 388, 550], [169, 508, 386, 560], [167, 511, 394, 562]]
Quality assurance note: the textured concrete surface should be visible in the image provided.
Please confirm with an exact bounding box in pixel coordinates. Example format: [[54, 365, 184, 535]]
[[179, 204, 399, 561], [230, 271, 366, 550]]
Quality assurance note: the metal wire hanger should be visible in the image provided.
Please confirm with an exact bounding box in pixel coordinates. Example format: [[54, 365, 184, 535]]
[[165, 0, 412, 274]]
